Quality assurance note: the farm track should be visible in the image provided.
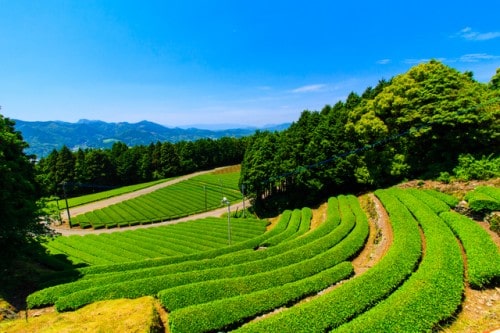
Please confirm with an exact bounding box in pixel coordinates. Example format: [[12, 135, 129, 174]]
[[52, 166, 247, 236]]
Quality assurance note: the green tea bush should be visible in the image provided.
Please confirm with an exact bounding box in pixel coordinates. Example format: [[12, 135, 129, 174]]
[[235, 189, 422, 333], [440, 211, 500, 288]]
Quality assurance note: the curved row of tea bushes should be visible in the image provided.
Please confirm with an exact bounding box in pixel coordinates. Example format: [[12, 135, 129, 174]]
[[50, 204, 355, 312], [465, 186, 500, 213], [168, 262, 354, 333], [92, 233, 175, 259], [406, 188, 451, 213], [28, 205, 327, 310], [473, 185, 500, 202], [158, 196, 367, 311], [44, 241, 113, 266], [72, 181, 243, 228], [423, 189, 460, 207], [47, 236, 136, 264], [334, 188, 464, 332], [75, 217, 285, 276], [46, 218, 267, 265], [440, 211, 500, 288], [29, 201, 337, 309], [261, 209, 301, 246], [235, 190, 422, 333]]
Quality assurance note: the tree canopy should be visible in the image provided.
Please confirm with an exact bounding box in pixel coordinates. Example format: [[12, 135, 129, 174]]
[[36, 136, 247, 197], [0, 115, 46, 256], [240, 61, 500, 211]]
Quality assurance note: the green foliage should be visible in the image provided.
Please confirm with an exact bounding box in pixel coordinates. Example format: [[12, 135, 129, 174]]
[[45, 218, 266, 266], [334, 189, 464, 332], [240, 61, 499, 212], [422, 189, 460, 207], [0, 115, 49, 259], [440, 211, 500, 288], [36, 137, 247, 198], [70, 171, 242, 228], [168, 262, 353, 333], [158, 198, 366, 313], [236, 190, 422, 332], [57, 178, 170, 208], [452, 154, 500, 181], [465, 186, 500, 213]]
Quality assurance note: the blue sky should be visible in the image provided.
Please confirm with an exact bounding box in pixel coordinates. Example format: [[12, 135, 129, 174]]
[[1, 0, 499, 128]]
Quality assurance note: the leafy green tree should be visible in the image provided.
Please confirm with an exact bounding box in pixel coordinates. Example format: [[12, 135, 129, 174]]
[[0, 115, 47, 256], [35, 149, 59, 195], [55, 145, 75, 186], [490, 68, 500, 90], [160, 141, 180, 177], [84, 149, 114, 186]]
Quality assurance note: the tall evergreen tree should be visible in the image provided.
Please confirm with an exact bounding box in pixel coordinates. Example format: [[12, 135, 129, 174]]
[[0, 115, 47, 257]]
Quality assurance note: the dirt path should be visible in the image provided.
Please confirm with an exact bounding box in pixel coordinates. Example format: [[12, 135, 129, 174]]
[[52, 200, 250, 236], [351, 194, 393, 275], [52, 165, 249, 236], [61, 168, 219, 220]]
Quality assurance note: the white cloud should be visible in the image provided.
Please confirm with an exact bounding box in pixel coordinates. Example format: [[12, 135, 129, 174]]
[[455, 27, 500, 41], [376, 59, 391, 65], [291, 84, 326, 93], [404, 58, 446, 65], [459, 53, 500, 62]]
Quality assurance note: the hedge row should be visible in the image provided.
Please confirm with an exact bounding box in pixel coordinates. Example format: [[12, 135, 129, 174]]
[[28, 205, 328, 310], [168, 262, 354, 333], [465, 186, 500, 213], [440, 211, 500, 288], [158, 196, 365, 312], [235, 190, 421, 332], [474, 185, 500, 202], [50, 204, 355, 312], [423, 189, 460, 207], [74, 218, 282, 276], [260, 209, 300, 246], [72, 180, 243, 228], [406, 188, 451, 214], [30, 201, 337, 309], [334, 189, 464, 332], [46, 217, 267, 265]]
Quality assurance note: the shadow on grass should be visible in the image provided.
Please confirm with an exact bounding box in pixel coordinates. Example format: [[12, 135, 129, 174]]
[[0, 241, 85, 311]]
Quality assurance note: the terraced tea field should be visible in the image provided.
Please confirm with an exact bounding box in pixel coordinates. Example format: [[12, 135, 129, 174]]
[[9, 187, 500, 332], [69, 169, 243, 229]]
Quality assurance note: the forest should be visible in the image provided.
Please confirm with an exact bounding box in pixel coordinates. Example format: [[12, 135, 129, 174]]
[[28, 60, 500, 208], [35, 136, 247, 197], [239, 61, 500, 211]]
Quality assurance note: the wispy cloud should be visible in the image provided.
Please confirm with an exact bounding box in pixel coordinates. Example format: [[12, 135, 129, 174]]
[[459, 53, 500, 62], [455, 27, 500, 41], [291, 84, 326, 93], [403, 54, 498, 65], [376, 59, 391, 65], [404, 58, 446, 65]]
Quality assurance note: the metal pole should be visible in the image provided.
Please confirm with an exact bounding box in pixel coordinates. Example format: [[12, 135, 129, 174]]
[[222, 197, 231, 245], [227, 203, 231, 245], [241, 184, 246, 218], [62, 182, 72, 228], [204, 185, 207, 211]]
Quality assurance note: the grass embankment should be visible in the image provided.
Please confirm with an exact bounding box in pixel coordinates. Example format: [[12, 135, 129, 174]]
[[0, 297, 163, 333]]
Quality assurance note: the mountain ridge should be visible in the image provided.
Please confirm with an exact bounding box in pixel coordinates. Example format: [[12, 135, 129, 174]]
[[13, 119, 290, 158]]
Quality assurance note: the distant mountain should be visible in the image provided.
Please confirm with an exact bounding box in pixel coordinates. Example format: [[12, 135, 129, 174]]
[[13, 119, 290, 158]]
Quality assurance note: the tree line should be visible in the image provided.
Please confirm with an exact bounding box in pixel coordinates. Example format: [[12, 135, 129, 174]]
[[36, 137, 247, 197], [239, 61, 500, 212]]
